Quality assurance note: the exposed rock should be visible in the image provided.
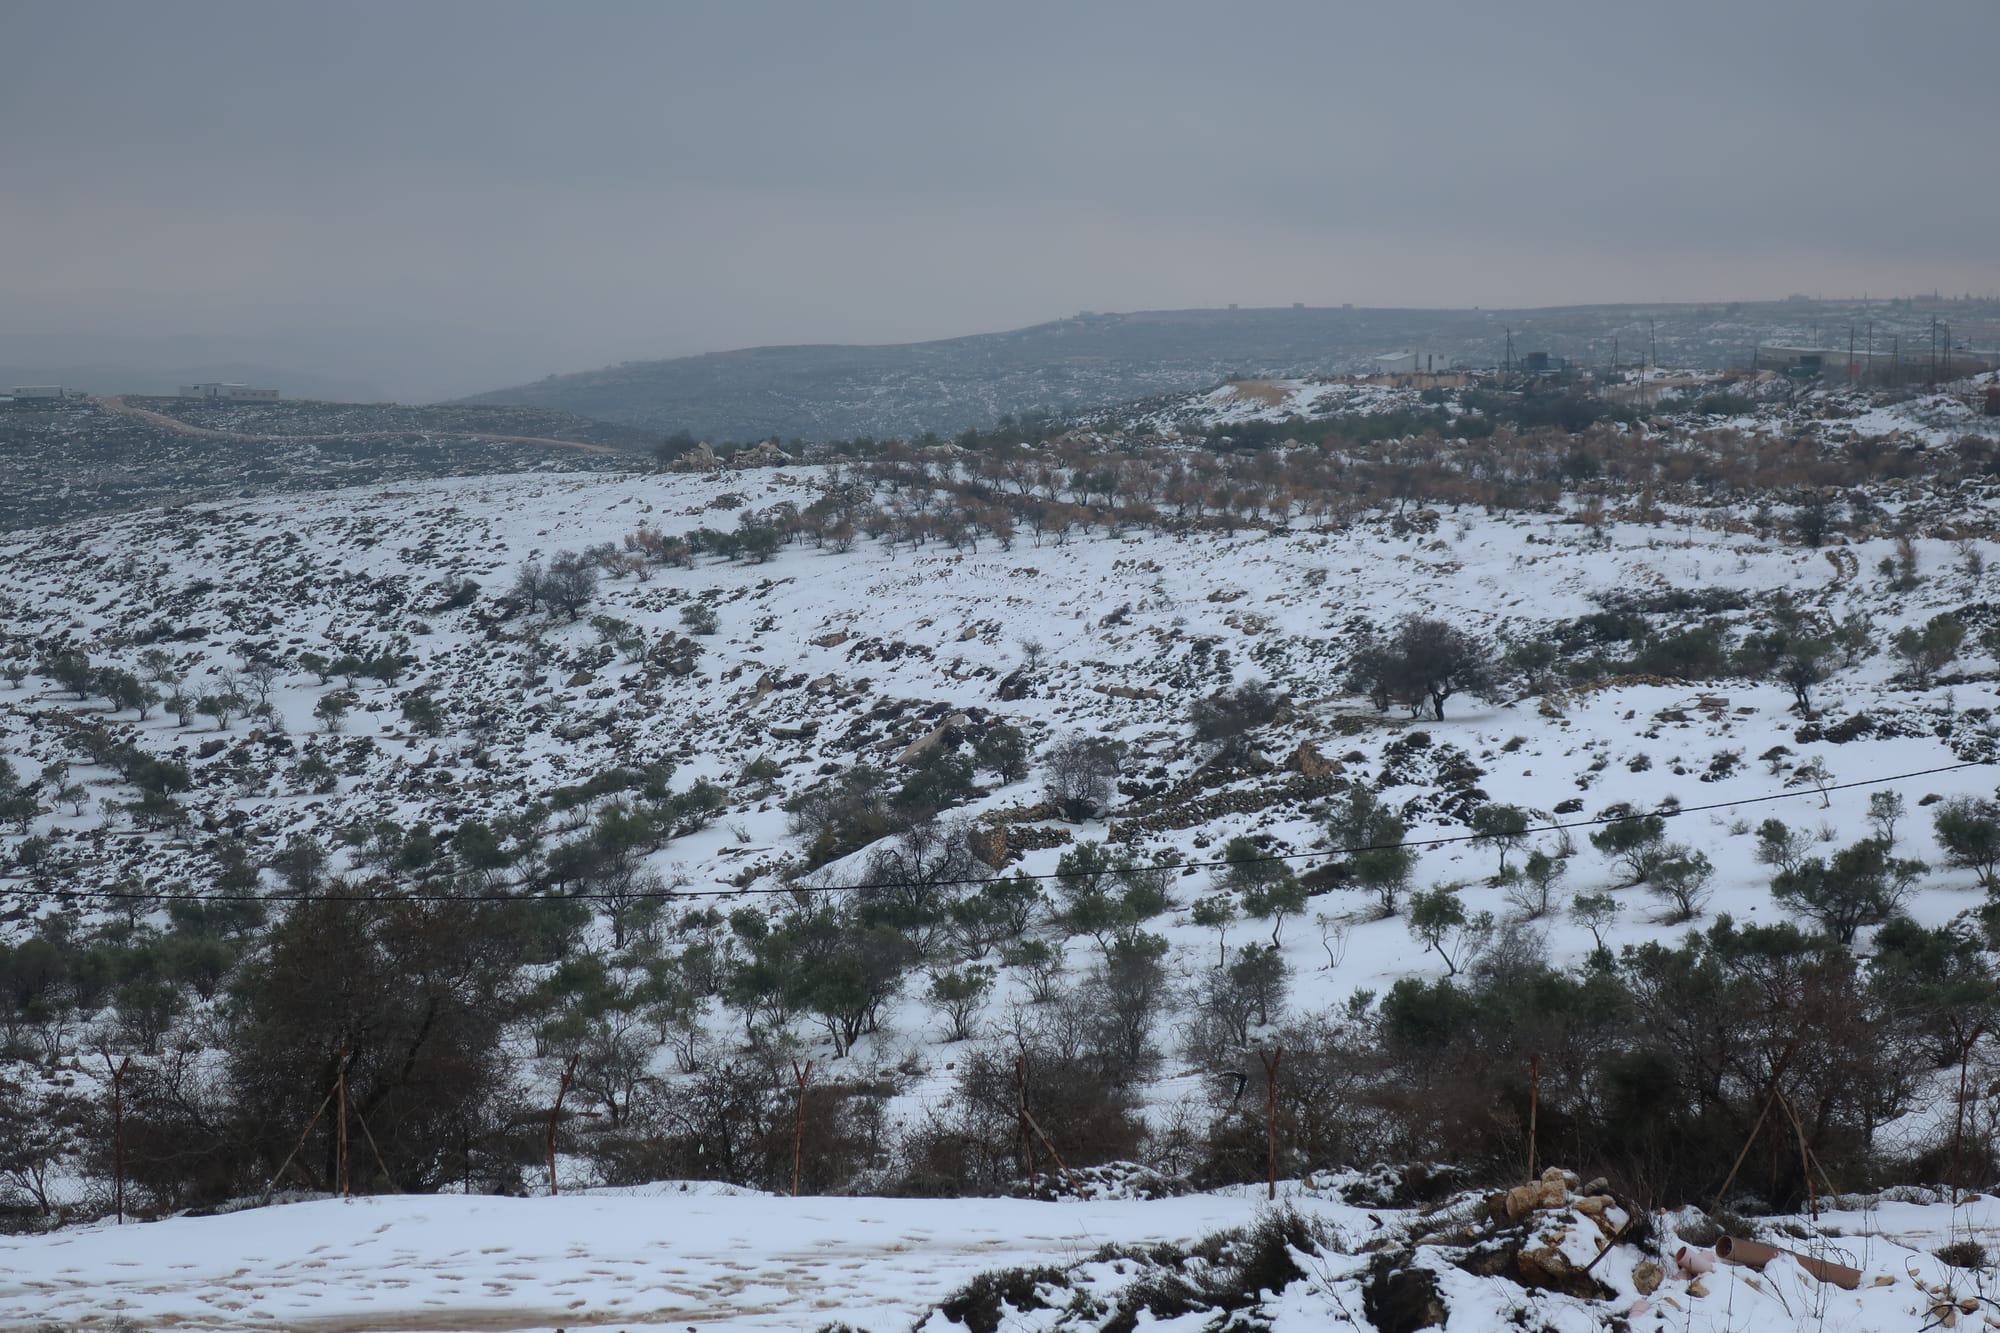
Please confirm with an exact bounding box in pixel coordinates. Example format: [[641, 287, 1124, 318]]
[[729, 439, 793, 468], [1287, 741, 1336, 777], [1006, 822, 1075, 852], [669, 440, 720, 471], [1462, 1238, 1615, 1302], [967, 823, 1009, 868], [894, 714, 968, 765], [1363, 1255, 1446, 1332], [1517, 1245, 1572, 1283]]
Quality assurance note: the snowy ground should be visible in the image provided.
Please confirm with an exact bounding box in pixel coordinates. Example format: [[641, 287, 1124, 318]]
[[7, 1179, 2000, 1331], [0, 1185, 1294, 1331]]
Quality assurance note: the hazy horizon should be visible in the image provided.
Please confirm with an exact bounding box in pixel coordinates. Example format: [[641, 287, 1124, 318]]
[[5, 0, 1997, 401]]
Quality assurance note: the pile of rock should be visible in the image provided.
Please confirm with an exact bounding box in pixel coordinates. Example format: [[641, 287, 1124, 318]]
[[1474, 1167, 1631, 1296]]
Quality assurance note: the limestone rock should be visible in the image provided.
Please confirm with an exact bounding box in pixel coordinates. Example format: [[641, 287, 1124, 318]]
[[1517, 1245, 1572, 1285], [894, 714, 968, 765], [1287, 741, 1335, 777], [967, 824, 1009, 869], [670, 440, 720, 471]]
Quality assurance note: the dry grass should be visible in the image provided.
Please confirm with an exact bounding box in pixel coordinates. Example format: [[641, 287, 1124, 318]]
[[1226, 380, 1289, 407]]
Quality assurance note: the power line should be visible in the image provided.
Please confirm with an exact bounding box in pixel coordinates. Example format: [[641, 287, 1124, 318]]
[[11, 760, 1988, 908]]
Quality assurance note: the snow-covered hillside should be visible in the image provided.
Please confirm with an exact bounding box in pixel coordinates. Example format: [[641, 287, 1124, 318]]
[[3, 418, 2000, 1331], [3, 465, 1993, 948]]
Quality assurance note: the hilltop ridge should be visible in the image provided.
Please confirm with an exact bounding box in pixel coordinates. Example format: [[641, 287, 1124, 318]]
[[456, 297, 2000, 442]]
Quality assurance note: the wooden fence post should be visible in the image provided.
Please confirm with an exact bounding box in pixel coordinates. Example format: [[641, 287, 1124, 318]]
[[336, 1042, 350, 1199], [104, 1053, 132, 1224], [547, 1053, 579, 1197], [1951, 1025, 1985, 1205], [1015, 1055, 1036, 1187], [1260, 1047, 1283, 1202], [791, 1059, 813, 1197], [1527, 1053, 1540, 1182]]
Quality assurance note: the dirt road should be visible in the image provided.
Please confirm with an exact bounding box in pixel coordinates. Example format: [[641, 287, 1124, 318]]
[[95, 396, 621, 456]]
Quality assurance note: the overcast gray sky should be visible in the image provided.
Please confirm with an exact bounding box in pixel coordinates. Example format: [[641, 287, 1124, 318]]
[[5, 0, 1996, 399]]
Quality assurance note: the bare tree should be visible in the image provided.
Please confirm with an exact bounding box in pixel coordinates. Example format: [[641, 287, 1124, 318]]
[[1042, 733, 1123, 822], [542, 551, 599, 621]]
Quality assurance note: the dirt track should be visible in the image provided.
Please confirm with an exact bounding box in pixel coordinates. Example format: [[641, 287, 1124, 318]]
[[95, 396, 621, 456]]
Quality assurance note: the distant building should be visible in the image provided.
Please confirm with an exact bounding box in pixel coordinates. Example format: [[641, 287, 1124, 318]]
[[1754, 345, 1847, 379], [1374, 350, 1450, 375], [179, 382, 280, 401], [10, 385, 65, 399], [1755, 343, 1999, 385]]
